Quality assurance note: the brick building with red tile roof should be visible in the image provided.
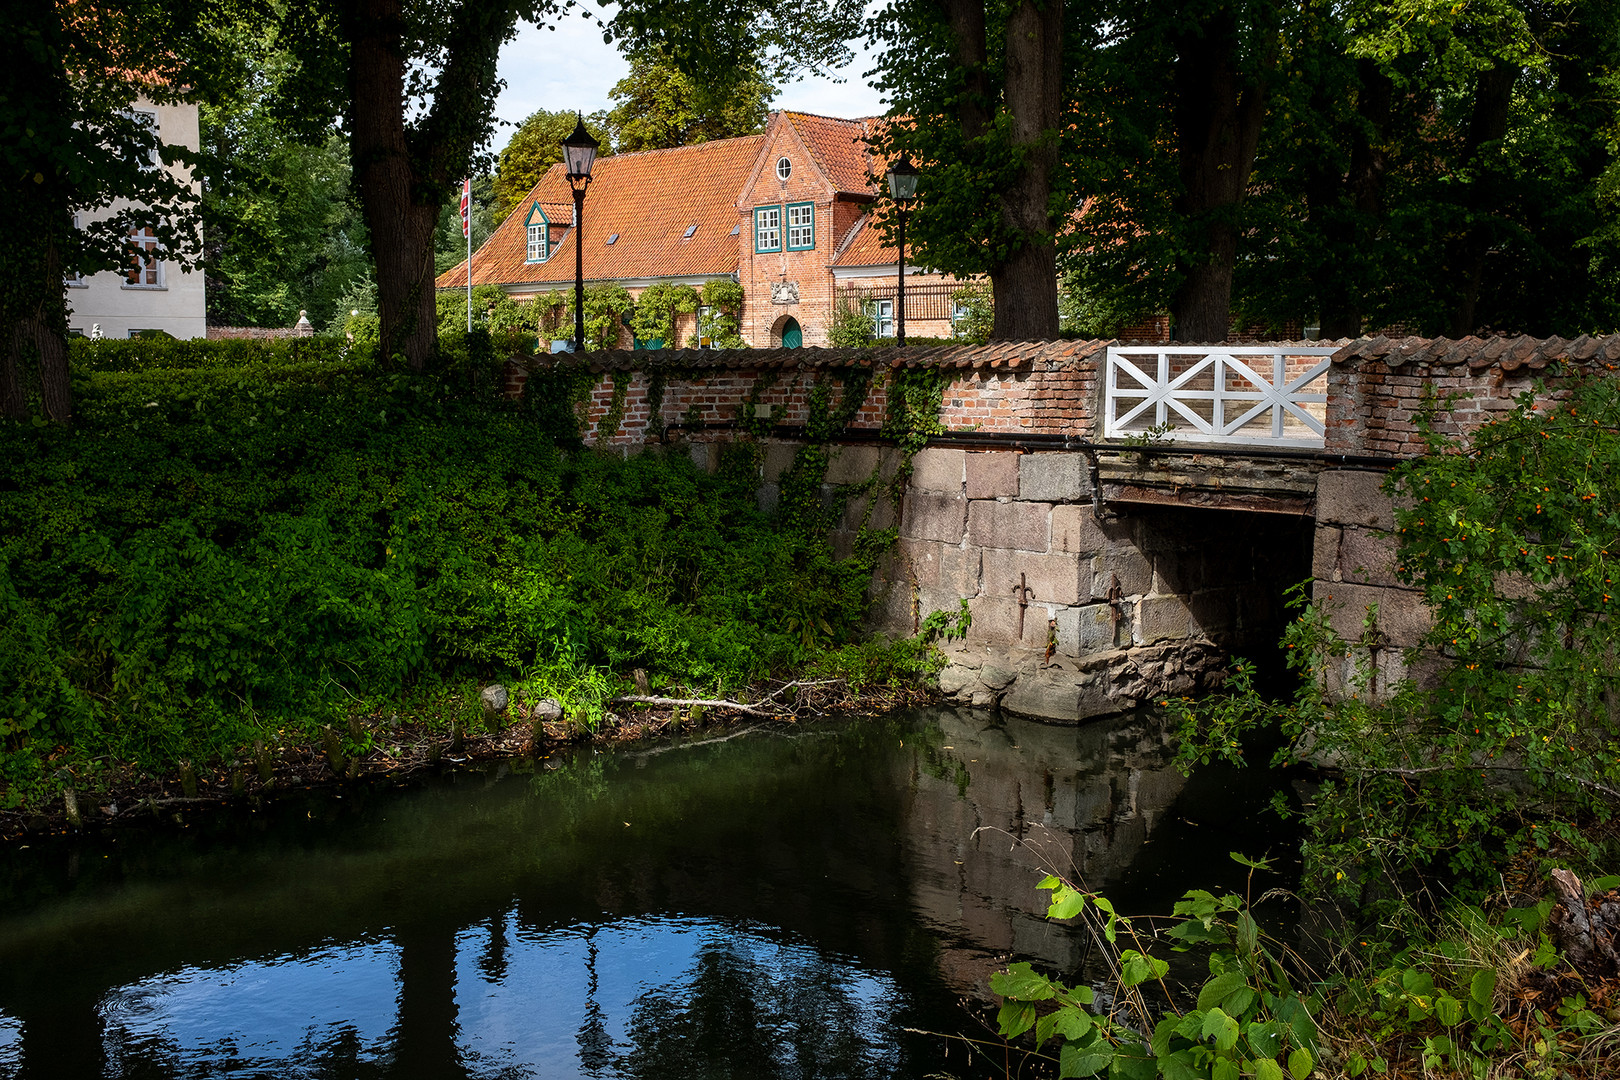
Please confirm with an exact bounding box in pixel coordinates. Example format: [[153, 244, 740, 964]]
[[436, 111, 971, 349]]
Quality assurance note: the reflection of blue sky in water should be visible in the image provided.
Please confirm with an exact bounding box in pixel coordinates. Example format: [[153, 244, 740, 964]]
[[99, 940, 400, 1077], [91, 916, 902, 1079], [0, 1009, 20, 1077], [458, 912, 903, 1079]]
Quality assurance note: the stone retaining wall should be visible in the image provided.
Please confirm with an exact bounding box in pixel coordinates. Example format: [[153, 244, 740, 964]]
[[506, 334, 1620, 719], [857, 447, 1310, 720]]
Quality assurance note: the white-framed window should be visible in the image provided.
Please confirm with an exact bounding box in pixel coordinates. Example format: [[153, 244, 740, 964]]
[[124, 227, 163, 288], [754, 205, 782, 253], [776, 157, 792, 181], [874, 298, 894, 339], [126, 109, 160, 169], [786, 202, 814, 250], [697, 304, 714, 348], [524, 202, 550, 263], [66, 214, 86, 287]]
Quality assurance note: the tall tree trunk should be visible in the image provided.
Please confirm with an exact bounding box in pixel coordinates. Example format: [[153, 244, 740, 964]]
[[7, 237, 73, 422], [990, 0, 1063, 340], [1448, 62, 1517, 338], [1313, 59, 1393, 340], [27, 310, 72, 423], [1168, 7, 1268, 342], [939, 0, 1063, 341], [348, 0, 441, 371]]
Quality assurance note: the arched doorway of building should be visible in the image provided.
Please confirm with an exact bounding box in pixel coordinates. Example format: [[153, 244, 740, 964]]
[[778, 317, 802, 348]]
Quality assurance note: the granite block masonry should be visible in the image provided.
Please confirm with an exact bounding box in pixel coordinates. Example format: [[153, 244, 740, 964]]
[[495, 334, 1610, 720]]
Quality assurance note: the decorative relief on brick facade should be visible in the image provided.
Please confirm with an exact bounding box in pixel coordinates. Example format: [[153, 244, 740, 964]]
[[770, 282, 800, 305]]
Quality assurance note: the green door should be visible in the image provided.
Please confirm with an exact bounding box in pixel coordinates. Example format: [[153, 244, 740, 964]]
[[781, 318, 802, 348]]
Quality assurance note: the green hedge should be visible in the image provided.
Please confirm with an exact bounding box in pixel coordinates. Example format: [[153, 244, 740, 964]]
[[69, 335, 354, 373], [1, 337, 890, 791]]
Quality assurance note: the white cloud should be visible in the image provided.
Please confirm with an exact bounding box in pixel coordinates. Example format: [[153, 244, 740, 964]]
[[492, 13, 888, 140]]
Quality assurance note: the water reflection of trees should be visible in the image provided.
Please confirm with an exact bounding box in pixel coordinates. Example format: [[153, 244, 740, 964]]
[[0, 707, 1291, 1078], [615, 936, 890, 1080]]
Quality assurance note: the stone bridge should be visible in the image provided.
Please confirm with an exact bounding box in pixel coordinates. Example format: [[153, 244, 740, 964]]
[[513, 332, 1620, 721]]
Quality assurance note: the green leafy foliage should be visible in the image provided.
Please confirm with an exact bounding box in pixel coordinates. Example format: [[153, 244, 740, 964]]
[[630, 283, 699, 347], [827, 296, 877, 349], [0, 340, 928, 792], [699, 278, 746, 348], [948, 282, 993, 345], [604, 48, 771, 153], [491, 110, 612, 220], [1176, 375, 1620, 918], [991, 857, 1321, 1080]]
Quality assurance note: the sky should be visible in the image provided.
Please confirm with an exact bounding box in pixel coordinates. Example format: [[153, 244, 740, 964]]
[[491, 11, 888, 140]]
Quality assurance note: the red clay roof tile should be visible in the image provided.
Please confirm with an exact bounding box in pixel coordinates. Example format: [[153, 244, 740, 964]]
[[781, 112, 881, 196], [437, 134, 765, 291]]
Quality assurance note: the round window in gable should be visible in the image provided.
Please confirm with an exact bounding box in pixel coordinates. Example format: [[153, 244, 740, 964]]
[[776, 157, 792, 181]]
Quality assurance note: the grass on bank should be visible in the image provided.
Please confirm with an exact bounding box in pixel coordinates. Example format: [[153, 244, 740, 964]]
[[0, 333, 940, 815]]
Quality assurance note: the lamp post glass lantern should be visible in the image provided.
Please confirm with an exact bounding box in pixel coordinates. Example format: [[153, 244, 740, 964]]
[[563, 116, 600, 352], [887, 154, 920, 345]]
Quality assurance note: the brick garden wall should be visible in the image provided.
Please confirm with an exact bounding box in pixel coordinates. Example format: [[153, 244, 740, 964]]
[[506, 340, 1109, 449]]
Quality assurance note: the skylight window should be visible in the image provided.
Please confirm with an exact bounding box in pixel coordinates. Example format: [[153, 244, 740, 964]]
[[683, 224, 699, 239], [606, 233, 619, 245], [730, 224, 740, 236]]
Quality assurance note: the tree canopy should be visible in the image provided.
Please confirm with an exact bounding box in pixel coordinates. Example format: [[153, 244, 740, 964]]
[[491, 109, 610, 221], [605, 49, 772, 154], [871, 0, 1620, 341], [202, 32, 372, 330]]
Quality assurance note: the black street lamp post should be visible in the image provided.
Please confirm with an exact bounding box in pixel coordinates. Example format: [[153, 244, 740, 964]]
[[886, 153, 920, 345], [562, 116, 600, 352]]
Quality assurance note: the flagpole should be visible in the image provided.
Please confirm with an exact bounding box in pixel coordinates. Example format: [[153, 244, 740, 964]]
[[464, 178, 472, 332], [466, 227, 471, 332]]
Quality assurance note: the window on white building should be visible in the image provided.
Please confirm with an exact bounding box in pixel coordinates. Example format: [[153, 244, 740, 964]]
[[66, 214, 86, 287], [124, 227, 163, 288], [873, 298, 894, 339], [126, 110, 160, 169]]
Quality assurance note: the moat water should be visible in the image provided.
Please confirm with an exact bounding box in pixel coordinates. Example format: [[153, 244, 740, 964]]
[[0, 706, 1297, 1079]]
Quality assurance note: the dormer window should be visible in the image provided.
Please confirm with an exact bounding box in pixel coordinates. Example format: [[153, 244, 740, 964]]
[[776, 157, 792, 181], [524, 202, 550, 263]]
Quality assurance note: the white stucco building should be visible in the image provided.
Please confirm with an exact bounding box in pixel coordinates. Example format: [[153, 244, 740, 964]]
[[66, 96, 206, 340]]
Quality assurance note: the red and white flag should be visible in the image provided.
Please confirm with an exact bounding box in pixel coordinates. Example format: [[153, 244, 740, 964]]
[[459, 178, 471, 237]]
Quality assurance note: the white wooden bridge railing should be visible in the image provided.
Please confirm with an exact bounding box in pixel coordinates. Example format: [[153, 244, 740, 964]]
[[1103, 344, 1338, 448]]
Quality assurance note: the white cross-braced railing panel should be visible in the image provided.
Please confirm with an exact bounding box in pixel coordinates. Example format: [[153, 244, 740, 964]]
[[1103, 345, 1337, 447]]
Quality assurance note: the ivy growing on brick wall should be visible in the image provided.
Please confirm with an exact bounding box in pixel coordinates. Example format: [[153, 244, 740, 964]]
[[631, 283, 699, 346], [595, 373, 630, 441], [700, 278, 746, 348], [780, 368, 875, 530]]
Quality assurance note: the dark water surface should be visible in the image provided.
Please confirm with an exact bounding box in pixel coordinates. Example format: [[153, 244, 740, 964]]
[[0, 706, 1295, 1079]]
